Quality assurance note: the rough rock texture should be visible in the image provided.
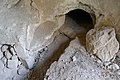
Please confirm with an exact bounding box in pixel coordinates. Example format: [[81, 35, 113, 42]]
[[28, 14, 91, 80], [28, 32, 70, 80], [44, 38, 120, 80], [86, 27, 119, 63], [26, 0, 120, 53], [0, 0, 120, 80], [33, 0, 120, 42], [0, 0, 40, 79]]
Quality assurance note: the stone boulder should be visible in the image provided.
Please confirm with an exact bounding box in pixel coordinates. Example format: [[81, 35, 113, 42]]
[[86, 27, 119, 63]]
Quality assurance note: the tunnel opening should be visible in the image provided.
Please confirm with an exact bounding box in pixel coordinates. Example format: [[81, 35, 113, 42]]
[[66, 9, 95, 30], [59, 9, 96, 46]]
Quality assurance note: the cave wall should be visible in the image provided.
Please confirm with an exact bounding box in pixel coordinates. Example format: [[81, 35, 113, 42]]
[[0, 0, 120, 79], [12, 0, 120, 56], [32, 0, 120, 45]]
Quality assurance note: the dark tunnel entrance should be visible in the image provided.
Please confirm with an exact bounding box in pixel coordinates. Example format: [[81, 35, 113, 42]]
[[66, 9, 95, 30], [59, 9, 96, 46]]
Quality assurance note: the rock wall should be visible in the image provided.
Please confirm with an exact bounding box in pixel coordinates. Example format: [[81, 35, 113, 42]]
[[0, 0, 40, 79], [14, 0, 120, 60], [0, 0, 120, 80], [33, 0, 120, 39]]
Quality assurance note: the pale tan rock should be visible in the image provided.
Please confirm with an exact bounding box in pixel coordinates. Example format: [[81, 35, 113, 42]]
[[86, 27, 119, 62], [44, 38, 119, 80], [33, 0, 120, 42], [0, 0, 120, 79]]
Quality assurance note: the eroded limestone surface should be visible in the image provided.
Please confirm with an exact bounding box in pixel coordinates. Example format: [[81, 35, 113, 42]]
[[0, 0, 120, 80], [86, 27, 119, 63], [44, 38, 120, 80], [0, 0, 40, 79]]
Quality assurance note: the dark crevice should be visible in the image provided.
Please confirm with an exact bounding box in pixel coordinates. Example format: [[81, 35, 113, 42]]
[[66, 9, 95, 30]]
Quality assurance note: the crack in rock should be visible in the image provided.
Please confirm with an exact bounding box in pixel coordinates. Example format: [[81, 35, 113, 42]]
[[0, 43, 29, 79]]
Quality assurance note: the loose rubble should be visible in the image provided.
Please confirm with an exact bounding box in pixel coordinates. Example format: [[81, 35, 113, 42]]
[[44, 38, 120, 80]]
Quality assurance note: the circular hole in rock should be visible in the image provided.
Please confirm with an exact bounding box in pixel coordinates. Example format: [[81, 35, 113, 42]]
[[63, 9, 96, 45], [66, 9, 95, 30]]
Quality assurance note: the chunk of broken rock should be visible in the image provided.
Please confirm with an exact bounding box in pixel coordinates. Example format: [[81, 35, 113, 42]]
[[86, 27, 119, 63]]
